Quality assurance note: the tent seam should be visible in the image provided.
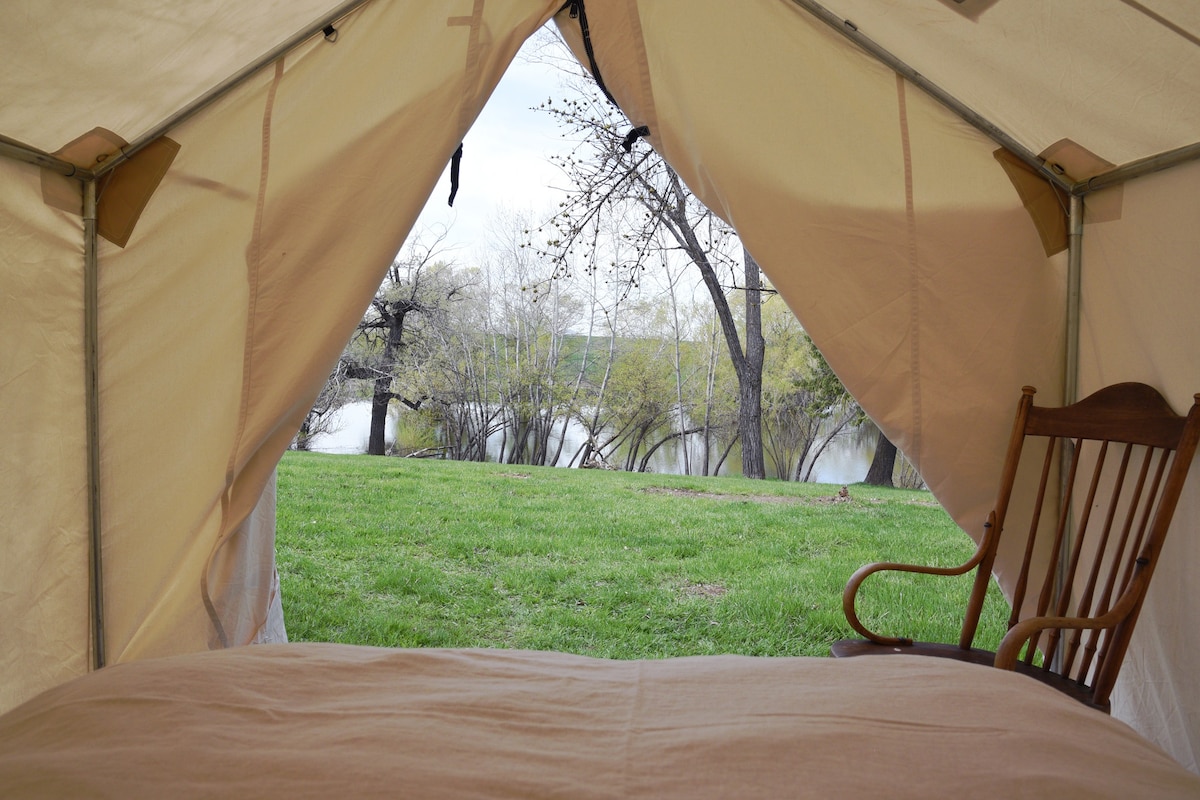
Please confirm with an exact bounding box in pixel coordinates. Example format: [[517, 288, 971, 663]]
[[201, 58, 285, 650], [896, 74, 922, 468], [448, 0, 486, 137], [621, 0, 658, 137]]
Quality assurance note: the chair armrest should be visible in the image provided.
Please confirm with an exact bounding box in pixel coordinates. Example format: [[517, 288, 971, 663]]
[[842, 518, 993, 645], [992, 573, 1146, 670]]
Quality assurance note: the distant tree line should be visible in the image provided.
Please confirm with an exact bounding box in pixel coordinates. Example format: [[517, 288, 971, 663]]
[[296, 224, 915, 486]]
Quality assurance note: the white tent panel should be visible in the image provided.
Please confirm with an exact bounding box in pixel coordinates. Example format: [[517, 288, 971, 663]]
[[1077, 159, 1200, 770]]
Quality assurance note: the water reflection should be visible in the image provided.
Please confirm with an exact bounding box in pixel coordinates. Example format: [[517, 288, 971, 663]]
[[305, 401, 872, 485]]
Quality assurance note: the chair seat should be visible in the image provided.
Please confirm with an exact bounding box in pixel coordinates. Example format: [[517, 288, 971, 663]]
[[830, 639, 1108, 712]]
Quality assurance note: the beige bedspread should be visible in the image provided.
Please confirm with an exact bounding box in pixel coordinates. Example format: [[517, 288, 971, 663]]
[[1, 643, 1196, 798]]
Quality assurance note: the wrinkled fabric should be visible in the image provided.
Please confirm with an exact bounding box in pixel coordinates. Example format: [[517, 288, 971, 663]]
[[2, 645, 1198, 798]]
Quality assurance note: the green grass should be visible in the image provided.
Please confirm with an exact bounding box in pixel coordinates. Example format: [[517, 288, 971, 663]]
[[276, 452, 1010, 658]]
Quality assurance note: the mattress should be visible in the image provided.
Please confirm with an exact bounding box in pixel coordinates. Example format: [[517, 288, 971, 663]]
[[1, 643, 1196, 798]]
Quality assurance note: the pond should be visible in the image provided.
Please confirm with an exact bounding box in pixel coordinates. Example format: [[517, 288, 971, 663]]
[[304, 401, 873, 485]]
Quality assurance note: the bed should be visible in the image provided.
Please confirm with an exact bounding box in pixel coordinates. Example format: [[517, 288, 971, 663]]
[[1, 643, 1196, 798]]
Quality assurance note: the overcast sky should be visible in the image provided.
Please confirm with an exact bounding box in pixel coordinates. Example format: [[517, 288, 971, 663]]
[[410, 27, 577, 261]]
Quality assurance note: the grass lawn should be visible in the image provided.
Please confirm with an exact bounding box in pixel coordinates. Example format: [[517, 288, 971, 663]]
[[276, 452, 1009, 658]]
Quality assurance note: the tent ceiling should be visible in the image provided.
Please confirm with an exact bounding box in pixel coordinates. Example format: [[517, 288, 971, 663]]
[[4, 1, 1197, 186], [821, 0, 1200, 169], [2, 0, 349, 157]]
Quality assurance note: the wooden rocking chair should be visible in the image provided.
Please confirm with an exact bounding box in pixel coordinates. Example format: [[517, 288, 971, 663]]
[[831, 383, 1200, 712]]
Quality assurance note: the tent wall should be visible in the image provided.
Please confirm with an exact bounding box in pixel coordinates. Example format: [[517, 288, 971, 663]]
[[0, 0, 562, 712], [558, 0, 1198, 766], [1077, 160, 1200, 770], [558, 0, 1068, 631], [2, 1, 352, 154], [0, 157, 91, 709], [824, 0, 1200, 165]]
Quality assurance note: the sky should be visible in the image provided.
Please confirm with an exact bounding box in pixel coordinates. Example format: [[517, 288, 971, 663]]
[[406, 28, 718, 312], [408, 27, 577, 262]]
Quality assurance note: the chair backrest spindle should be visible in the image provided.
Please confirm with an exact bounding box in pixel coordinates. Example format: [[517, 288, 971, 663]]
[[1006, 436, 1057, 634], [982, 383, 1199, 706], [834, 383, 1198, 711]]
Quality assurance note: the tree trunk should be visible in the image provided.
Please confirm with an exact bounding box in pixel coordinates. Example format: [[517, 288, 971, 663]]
[[864, 429, 898, 487], [368, 377, 391, 456], [658, 171, 766, 480], [739, 248, 766, 479]]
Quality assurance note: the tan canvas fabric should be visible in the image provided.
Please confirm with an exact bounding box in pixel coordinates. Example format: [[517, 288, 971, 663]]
[[0, 157, 91, 711], [1075, 160, 1200, 771], [826, 0, 1200, 165], [1, 0, 1198, 769], [95, 0, 563, 667], [556, 0, 1198, 766], [2, 645, 1199, 798], [0, 0, 562, 711], [0, 1, 344, 154]]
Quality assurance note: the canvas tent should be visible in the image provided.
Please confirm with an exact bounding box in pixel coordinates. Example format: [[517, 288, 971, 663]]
[[2, 0, 1197, 771]]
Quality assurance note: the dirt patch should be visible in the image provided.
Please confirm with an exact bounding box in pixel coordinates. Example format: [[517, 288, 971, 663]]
[[643, 485, 853, 505], [681, 581, 728, 598], [643, 486, 794, 503]]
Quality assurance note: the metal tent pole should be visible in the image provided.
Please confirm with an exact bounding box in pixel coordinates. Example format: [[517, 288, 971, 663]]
[[1053, 193, 1085, 670], [0, 133, 94, 179], [83, 179, 106, 670], [1065, 195, 1083, 405], [1076, 141, 1200, 196]]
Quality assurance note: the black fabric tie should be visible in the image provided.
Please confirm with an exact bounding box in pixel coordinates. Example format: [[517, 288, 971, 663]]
[[447, 142, 464, 207], [621, 125, 650, 153]]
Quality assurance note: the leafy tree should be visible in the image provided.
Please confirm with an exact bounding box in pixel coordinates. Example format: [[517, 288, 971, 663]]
[[760, 298, 859, 481], [601, 337, 675, 471], [341, 234, 466, 455], [532, 67, 767, 478], [485, 217, 584, 466], [416, 265, 504, 462]]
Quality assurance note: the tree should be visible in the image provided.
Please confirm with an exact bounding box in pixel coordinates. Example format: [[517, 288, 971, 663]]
[[862, 428, 899, 488], [417, 264, 505, 462], [342, 234, 466, 455], [603, 337, 675, 471], [292, 360, 355, 451], [760, 299, 859, 481], [534, 79, 767, 478], [485, 214, 584, 466]]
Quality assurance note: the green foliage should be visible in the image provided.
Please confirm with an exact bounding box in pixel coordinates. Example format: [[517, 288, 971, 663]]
[[759, 297, 859, 480], [276, 452, 1009, 658], [605, 339, 672, 423]]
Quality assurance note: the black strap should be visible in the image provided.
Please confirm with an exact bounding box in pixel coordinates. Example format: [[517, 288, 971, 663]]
[[562, 1, 652, 153], [621, 125, 650, 153], [565, 0, 618, 108], [447, 142, 463, 207]]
